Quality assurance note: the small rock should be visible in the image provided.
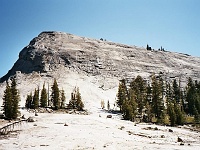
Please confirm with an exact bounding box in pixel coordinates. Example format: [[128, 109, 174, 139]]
[[64, 123, 68, 126], [127, 131, 133, 135], [154, 127, 158, 130], [147, 127, 152, 130], [27, 117, 35, 122], [106, 115, 112, 118], [169, 129, 173, 132], [161, 135, 165, 138], [180, 143, 184, 146], [119, 126, 125, 130], [178, 137, 183, 142], [35, 113, 38, 116]]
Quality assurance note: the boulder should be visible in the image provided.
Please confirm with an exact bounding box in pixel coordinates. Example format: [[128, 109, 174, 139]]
[[177, 137, 183, 142], [27, 117, 35, 122], [169, 129, 173, 132], [106, 115, 112, 118]]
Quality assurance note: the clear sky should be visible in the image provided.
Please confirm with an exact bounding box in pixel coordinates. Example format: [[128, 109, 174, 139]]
[[0, 0, 199, 77]]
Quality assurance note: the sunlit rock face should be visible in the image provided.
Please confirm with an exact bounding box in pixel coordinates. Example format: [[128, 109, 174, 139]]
[[1, 31, 200, 84]]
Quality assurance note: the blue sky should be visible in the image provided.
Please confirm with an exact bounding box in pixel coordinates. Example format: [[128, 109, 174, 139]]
[[0, 0, 199, 77]]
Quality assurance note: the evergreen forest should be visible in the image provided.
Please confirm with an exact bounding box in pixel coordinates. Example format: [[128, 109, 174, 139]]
[[116, 75, 200, 126]]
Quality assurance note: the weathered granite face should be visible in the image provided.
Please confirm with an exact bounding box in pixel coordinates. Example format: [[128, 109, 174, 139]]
[[1, 31, 200, 83]]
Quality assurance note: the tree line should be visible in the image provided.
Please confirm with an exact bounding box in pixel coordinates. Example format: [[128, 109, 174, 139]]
[[25, 79, 84, 111], [116, 75, 200, 126], [2, 78, 84, 120]]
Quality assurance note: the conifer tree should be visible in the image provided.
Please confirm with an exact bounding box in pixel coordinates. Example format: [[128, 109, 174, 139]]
[[76, 88, 84, 111], [117, 79, 128, 112], [10, 78, 20, 119], [167, 102, 176, 126], [194, 107, 200, 124], [51, 79, 60, 110], [130, 75, 146, 114], [129, 89, 138, 119], [60, 89, 66, 109], [146, 83, 152, 108], [145, 101, 153, 122], [121, 89, 137, 121], [151, 75, 164, 120], [68, 87, 84, 111], [33, 88, 39, 109], [2, 79, 20, 120], [122, 100, 133, 120], [25, 92, 33, 109], [194, 81, 200, 114], [40, 83, 47, 107], [172, 79, 181, 103], [2, 82, 13, 119], [186, 77, 197, 115], [69, 89, 77, 109], [174, 103, 185, 125]]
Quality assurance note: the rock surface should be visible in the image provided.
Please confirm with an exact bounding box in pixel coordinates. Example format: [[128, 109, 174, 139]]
[[0, 31, 200, 108], [1, 31, 200, 83]]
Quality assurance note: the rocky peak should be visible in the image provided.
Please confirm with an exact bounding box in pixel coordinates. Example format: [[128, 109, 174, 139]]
[[1, 31, 200, 84]]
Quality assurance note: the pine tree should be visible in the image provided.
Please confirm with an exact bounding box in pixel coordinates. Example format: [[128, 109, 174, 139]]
[[2, 79, 20, 120], [129, 90, 138, 120], [40, 83, 47, 107], [2, 82, 13, 119], [172, 79, 180, 103], [10, 78, 20, 119], [121, 89, 137, 121], [25, 92, 33, 109], [60, 89, 66, 109], [33, 88, 39, 109], [68, 87, 84, 111], [167, 102, 176, 126], [117, 79, 128, 112], [186, 77, 198, 115], [122, 100, 133, 120], [76, 88, 84, 111], [174, 103, 185, 125], [194, 107, 200, 124], [194, 81, 200, 114], [145, 101, 153, 122], [146, 44, 151, 50], [130, 75, 146, 114], [146, 83, 152, 106], [68, 88, 77, 109], [151, 75, 164, 120], [51, 79, 60, 110]]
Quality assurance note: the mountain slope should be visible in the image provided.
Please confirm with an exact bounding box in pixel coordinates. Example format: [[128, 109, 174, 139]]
[[0, 31, 200, 108], [1, 31, 200, 83], [0, 31, 200, 150]]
